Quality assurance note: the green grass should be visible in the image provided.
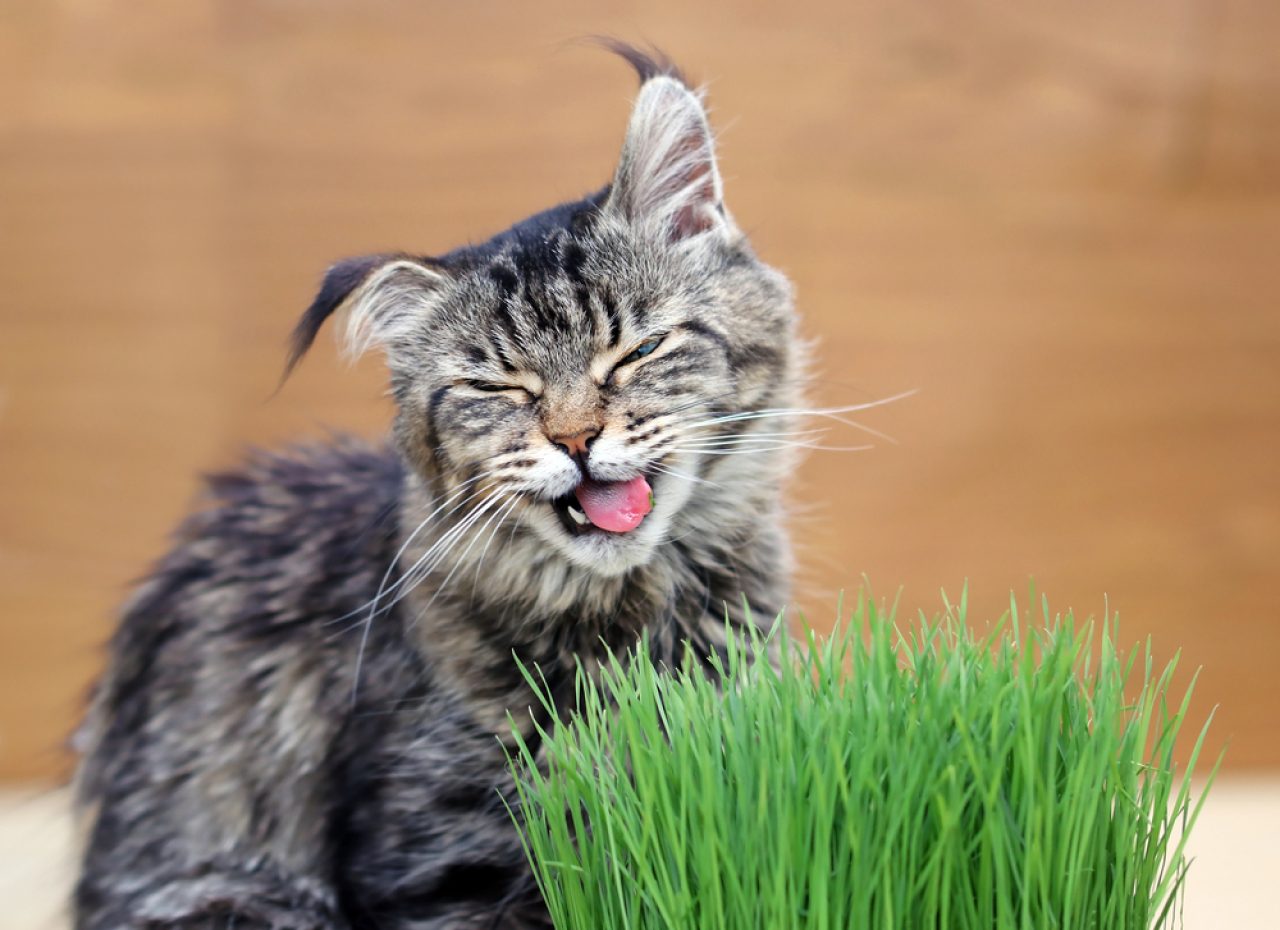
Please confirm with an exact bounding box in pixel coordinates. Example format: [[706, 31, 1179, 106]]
[[506, 590, 1221, 930]]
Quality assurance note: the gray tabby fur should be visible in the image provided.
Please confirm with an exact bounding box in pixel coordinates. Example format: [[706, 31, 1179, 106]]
[[74, 46, 801, 929]]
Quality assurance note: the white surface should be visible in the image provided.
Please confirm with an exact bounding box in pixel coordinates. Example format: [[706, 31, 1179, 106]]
[[1, 778, 1277, 929], [0, 787, 74, 930], [1178, 777, 1280, 930]]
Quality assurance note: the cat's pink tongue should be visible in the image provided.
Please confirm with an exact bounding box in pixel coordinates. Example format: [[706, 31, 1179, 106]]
[[574, 476, 653, 533]]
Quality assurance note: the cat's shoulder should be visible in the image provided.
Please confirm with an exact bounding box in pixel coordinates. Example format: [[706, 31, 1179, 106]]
[[78, 438, 410, 804], [122, 437, 404, 637]]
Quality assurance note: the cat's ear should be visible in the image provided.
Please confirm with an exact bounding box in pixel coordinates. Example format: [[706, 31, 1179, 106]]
[[283, 254, 449, 377], [607, 75, 729, 242]]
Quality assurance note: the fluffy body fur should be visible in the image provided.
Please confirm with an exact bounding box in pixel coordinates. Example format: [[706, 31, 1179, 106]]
[[75, 48, 801, 929]]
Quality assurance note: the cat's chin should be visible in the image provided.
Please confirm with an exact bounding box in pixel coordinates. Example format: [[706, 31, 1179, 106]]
[[543, 512, 666, 577], [522, 495, 664, 578]]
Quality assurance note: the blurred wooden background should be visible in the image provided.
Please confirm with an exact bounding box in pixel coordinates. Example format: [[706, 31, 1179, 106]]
[[1, 0, 1276, 781]]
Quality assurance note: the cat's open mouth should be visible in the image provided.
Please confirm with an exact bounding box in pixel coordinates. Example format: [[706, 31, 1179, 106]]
[[551, 474, 654, 537]]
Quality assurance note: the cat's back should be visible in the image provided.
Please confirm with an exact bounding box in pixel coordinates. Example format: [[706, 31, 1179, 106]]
[[125, 437, 402, 636], [76, 438, 408, 803]]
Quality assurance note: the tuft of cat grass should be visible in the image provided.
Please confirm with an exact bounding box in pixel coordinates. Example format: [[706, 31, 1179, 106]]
[[506, 590, 1220, 930]]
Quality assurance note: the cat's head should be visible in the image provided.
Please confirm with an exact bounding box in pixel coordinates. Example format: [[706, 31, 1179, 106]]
[[288, 49, 798, 579]]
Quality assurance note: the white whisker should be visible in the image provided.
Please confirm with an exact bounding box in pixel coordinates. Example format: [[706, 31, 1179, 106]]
[[415, 493, 519, 620], [468, 496, 524, 601], [676, 390, 917, 445], [650, 463, 723, 490], [379, 492, 506, 615], [348, 489, 506, 704], [673, 428, 829, 447], [327, 474, 489, 630], [675, 440, 873, 455]]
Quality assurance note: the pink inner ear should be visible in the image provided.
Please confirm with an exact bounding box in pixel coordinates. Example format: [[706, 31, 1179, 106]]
[[666, 131, 718, 241], [672, 203, 716, 239], [613, 77, 724, 241]]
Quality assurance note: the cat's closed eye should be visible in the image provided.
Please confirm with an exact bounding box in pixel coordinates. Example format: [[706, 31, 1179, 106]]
[[464, 380, 532, 399]]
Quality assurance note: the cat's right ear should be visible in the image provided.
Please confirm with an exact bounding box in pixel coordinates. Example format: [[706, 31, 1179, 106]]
[[283, 254, 449, 379], [606, 72, 729, 244]]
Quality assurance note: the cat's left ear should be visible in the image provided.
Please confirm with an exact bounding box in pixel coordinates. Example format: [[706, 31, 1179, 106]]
[[606, 76, 731, 242], [283, 253, 449, 378]]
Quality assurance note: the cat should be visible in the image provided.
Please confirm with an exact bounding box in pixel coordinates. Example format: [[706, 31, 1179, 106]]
[[73, 44, 801, 930]]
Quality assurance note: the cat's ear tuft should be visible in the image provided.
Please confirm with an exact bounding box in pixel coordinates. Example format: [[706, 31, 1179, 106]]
[[590, 37, 688, 85], [607, 75, 728, 242], [284, 254, 448, 378]]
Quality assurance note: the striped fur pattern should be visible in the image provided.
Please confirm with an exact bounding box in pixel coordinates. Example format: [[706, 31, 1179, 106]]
[[74, 47, 801, 929]]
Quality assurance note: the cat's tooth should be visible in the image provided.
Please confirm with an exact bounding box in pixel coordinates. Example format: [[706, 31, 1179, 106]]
[[567, 504, 588, 526]]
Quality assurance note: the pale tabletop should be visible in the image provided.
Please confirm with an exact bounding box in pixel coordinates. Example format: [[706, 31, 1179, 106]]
[[2, 779, 1276, 930]]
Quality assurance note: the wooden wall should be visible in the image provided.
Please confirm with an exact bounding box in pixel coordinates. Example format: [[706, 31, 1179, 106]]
[[1, 0, 1277, 780]]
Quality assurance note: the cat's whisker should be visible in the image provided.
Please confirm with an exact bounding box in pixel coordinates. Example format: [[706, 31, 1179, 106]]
[[415, 493, 521, 620], [675, 440, 874, 455], [650, 463, 723, 490], [348, 490, 509, 704], [470, 495, 523, 575], [628, 433, 679, 460], [502, 501, 529, 548], [467, 495, 527, 603], [675, 434, 827, 449], [658, 381, 913, 434], [674, 390, 917, 445], [658, 385, 747, 420], [686, 390, 917, 427], [487, 499, 532, 593], [336, 487, 504, 642], [638, 432, 681, 462], [371, 476, 486, 576], [679, 408, 870, 434], [672, 428, 830, 447], [682, 410, 897, 446], [329, 474, 491, 629], [380, 491, 508, 612], [628, 411, 683, 433]]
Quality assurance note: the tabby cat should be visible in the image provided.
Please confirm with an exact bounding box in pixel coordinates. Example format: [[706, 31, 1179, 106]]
[[74, 46, 801, 929]]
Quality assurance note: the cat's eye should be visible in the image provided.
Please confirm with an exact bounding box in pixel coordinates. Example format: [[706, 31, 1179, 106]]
[[467, 380, 521, 394], [619, 336, 665, 367]]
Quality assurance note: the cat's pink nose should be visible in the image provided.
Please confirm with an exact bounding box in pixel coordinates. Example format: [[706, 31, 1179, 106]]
[[550, 428, 599, 459]]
